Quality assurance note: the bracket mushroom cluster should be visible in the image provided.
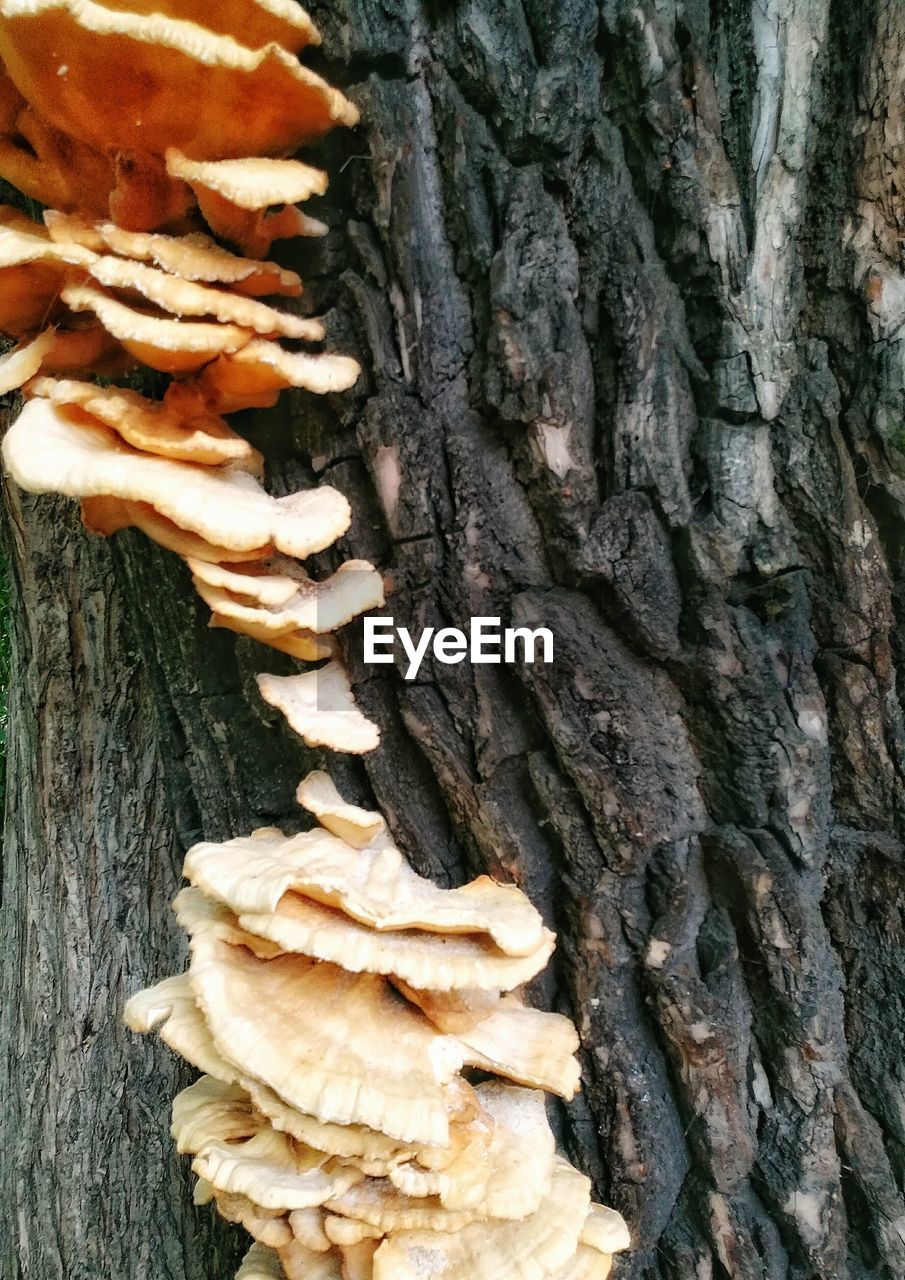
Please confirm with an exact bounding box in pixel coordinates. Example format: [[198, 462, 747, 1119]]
[[0, 0, 355, 251], [126, 772, 630, 1280], [0, 2, 632, 1277], [0, 1, 384, 688]]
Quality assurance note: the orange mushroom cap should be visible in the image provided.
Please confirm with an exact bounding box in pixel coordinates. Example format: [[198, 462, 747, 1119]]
[[0, 0, 358, 161], [99, 0, 321, 54]]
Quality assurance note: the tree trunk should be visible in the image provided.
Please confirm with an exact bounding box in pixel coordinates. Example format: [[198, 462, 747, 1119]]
[[3, 2, 905, 1277]]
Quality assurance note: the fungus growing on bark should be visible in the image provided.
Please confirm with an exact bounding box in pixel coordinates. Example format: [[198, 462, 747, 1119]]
[[237, 1243, 285, 1280], [2, 398, 351, 558], [190, 559, 385, 638], [188, 931, 463, 1146], [30, 377, 259, 466], [256, 664, 381, 755], [60, 282, 250, 372], [295, 770, 385, 847], [166, 150, 329, 254], [86, 255, 324, 340], [0, 5, 632, 1275], [171, 339, 363, 413], [0, 0, 358, 160], [126, 772, 629, 1277], [45, 216, 303, 296], [182, 791, 545, 957], [224, 890, 555, 993], [78, 496, 272, 565]]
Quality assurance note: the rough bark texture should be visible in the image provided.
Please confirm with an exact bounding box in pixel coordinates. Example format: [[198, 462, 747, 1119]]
[[3, 2, 905, 1278]]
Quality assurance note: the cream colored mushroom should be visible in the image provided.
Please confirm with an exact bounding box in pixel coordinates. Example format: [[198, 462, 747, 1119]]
[[188, 930, 464, 1146], [389, 1083, 554, 1219], [171, 1076, 261, 1155], [191, 560, 385, 637], [193, 1176, 216, 1206], [256, 664, 381, 755], [322, 1217, 383, 1247], [295, 771, 385, 848], [335, 1240, 379, 1280], [391, 986, 501, 1035], [166, 152, 328, 211], [79, 497, 273, 564], [276, 1240, 342, 1280], [371, 1159, 592, 1280], [60, 282, 251, 373], [196, 1127, 362, 1214], [244, 1077, 417, 1166], [547, 1244, 615, 1280], [174, 886, 284, 961], [87, 256, 324, 341], [45, 215, 302, 296], [29, 376, 259, 467], [234, 890, 556, 994], [124, 971, 238, 1083], [3, 399, 352, 559], [214, 1190, 294, 1251], [580, 1203, 631, 1256], [288, 1207, 331, 1253], [172, 338, 361, 413], [324, 1178, 484, 1235], [183, 811, 546, 958], [188, 556, 314, 610], [396, 986, 581, 1100], [236, 1242, 285, 1280]]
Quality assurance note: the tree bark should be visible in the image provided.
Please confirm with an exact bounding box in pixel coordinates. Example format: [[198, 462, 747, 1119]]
[[3, 2, 905, 1278]]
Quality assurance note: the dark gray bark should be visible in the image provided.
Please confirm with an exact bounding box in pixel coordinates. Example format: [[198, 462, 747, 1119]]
[[3, 1, 905, 1278]]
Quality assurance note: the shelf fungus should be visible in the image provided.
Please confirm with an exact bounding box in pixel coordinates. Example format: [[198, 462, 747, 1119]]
[[256, 664, 381, 755], [0, 0, 358, 161], [0, 9, 367, 676], [126, 770, 629, 1279], [0, 0, 356, 239], [165, 151, 330, 256], [0, 2, 632, 1276], [44, 215, 304, 296], [2, 398, 350, 557]]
